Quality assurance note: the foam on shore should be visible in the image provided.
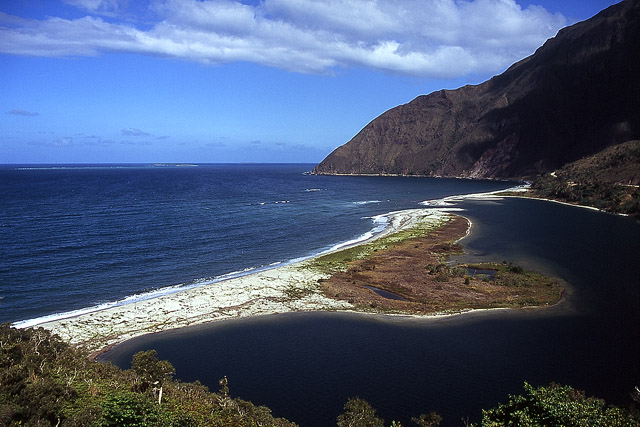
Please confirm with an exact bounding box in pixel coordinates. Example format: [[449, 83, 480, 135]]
[[15, 213, 392, 330], [420, 183, 614, 215], [420, 182, 530, 207], [27, 208, 452, 354]]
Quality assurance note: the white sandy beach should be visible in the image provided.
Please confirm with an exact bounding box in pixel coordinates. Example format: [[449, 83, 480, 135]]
[[34, 208, 453, 354]]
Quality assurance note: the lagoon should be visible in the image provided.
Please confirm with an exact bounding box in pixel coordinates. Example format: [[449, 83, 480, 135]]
[[102, 197, 640, 426]]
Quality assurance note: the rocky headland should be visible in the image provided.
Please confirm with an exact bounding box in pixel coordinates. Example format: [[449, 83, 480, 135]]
[[313, 0, 640, 182]]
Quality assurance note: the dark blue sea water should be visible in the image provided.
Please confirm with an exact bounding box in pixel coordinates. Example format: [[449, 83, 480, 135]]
[[102, 195, 640, 426], [0, 163, 512, 325]]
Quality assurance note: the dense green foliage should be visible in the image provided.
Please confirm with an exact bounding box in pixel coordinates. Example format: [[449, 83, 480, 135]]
[[533, 178, 640, 218], [339, 383, 639, 427], [2, 324, 638, 426], [480, 382, 639, 427], [0, 324, 295, 426]]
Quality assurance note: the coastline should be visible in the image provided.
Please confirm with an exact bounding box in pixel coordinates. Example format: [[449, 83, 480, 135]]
[[34, 208, 455, 356], [313, 172, 631, 217], [30, 185, 573, 357], [443, 183, 623, 216]]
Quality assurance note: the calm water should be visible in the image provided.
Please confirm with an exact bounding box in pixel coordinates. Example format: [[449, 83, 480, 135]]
[[0, 164, 511, 324], [103, 197, 640, 426]]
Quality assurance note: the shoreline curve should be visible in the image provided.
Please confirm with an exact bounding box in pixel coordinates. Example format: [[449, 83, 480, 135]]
[[29, 185, 570, 357], [33, 208, 454, 356]]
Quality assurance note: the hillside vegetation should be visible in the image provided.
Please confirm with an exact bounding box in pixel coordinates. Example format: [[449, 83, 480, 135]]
[[532, 140, 640, 217], [0, 324, 296, 426], [2, 324, 639, 426]]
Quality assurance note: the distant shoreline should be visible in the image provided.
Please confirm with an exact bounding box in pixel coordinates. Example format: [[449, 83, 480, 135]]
[[312, 171, 634, 217], [308, 170, 519, 182]]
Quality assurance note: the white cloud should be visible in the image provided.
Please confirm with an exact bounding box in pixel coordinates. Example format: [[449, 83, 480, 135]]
[[0, 0, 567, 78], [26, 133, 117, 146], [7, 108, 39, 116], [62, 0, 121, 14], [121, 127, 151, 136], [29, 136, 74, 147]]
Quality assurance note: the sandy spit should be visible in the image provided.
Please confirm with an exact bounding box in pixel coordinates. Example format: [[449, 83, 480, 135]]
[[33, 209, 452, 354]]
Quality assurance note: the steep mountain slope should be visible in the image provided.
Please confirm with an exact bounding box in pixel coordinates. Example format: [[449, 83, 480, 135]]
[[313, 0, 640, 178]]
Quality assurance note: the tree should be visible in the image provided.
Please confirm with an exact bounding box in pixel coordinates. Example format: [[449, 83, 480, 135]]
[[412, 411, 442, 427], [131, 350, 175, 404], [218, 375, 231, 408], [481, 382, 637, 426], [0, 324, 299, 426], [337, 397, 384, 427], [100, 390, 159, 427]]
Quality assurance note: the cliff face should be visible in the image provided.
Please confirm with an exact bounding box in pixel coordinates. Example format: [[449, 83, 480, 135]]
[[313, 0, 640, 178]]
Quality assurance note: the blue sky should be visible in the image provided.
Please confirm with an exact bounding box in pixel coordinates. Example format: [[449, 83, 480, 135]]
[[0, 0, 621, 164]]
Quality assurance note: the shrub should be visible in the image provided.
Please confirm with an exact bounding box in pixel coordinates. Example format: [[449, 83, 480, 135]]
[[337, 397, 384, 427], [481, 382, 637, 426]]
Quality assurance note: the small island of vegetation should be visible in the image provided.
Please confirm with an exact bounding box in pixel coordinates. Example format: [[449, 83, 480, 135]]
[[310, 215, 564, 315]]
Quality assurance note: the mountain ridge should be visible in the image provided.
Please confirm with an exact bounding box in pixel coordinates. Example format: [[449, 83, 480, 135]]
[[313, 0, 640, 179]]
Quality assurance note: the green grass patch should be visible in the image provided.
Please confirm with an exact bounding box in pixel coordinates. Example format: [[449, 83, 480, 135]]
[[308, 215, 450, 274], [462, 262, 559, 288]]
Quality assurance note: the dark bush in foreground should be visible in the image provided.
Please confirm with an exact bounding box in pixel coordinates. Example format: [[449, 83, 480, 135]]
[[2, 324, 638, 426], [481, 382, 639, 427], [0, 324, 295, 426]]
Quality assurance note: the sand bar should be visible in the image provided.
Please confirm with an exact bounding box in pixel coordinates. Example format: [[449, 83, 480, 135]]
[[33, 208, 453, 354]]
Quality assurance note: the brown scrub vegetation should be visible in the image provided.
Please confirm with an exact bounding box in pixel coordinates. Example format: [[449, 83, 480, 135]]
[[315, 216, 564, 315]]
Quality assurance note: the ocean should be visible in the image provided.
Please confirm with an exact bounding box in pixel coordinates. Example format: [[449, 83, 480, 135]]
[[0, 163, 512, 325]]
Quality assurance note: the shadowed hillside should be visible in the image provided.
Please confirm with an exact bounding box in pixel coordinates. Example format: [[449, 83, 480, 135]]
[[532, 139, 640, 217], [313, 0, 640, 179]]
